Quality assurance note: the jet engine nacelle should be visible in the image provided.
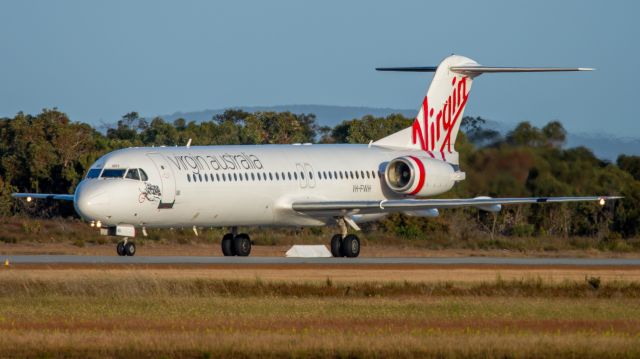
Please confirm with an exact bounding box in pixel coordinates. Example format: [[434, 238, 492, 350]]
[[384, 156, 456, 197]]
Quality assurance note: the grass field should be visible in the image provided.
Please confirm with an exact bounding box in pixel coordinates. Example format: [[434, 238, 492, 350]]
[[1, 267, 639, 358], [3, 215, 640, 256]]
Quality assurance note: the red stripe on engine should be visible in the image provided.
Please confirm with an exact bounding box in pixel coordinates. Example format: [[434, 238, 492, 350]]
[[408, 156, 425, 195]]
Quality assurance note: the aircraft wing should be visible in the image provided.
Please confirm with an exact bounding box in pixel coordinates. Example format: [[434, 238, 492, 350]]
[[292, 196, 621, 216], [12, 193, 74, 201]]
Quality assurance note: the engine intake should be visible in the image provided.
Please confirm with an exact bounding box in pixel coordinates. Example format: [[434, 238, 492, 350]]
[[384, 156, 456, 197]]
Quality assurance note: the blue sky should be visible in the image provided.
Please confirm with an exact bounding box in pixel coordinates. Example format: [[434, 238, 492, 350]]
[[0, 0, 638, 136]]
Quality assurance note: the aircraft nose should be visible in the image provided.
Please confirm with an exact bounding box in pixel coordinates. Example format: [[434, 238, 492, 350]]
[[74, 181, 110, 220]]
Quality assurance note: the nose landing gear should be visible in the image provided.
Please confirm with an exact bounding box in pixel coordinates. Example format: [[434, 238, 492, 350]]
[[116, 238, 136, 256]]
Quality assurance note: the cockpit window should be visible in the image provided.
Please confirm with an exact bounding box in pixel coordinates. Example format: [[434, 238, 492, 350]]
[[101, 169, 126, 178], [139, 169, 148, 181], [125, 168, 140, 180], [86, 168, 102, 178]]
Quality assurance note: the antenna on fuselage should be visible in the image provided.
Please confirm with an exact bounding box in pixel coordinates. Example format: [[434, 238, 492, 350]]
[[186, 138, 192, 148]]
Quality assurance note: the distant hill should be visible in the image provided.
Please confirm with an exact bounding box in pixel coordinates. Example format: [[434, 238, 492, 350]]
[[161, 105, 416, 128], [156, 105, 639, 161]]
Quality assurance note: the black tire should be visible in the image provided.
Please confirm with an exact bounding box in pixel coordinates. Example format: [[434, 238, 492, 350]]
[[124, 242, 136, 256], [330, 234, 343, 257], [342, 234, 360, 258], [116, 241, 126, 256], [221, 233, 235, 256], [233, 234, 252, 257]]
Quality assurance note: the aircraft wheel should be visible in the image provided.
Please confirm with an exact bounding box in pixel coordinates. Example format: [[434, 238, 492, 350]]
[[124, 242, 136, 256], [233, 234, 252, 257], [116, 241, 126, 256], [221, 233, 235, 256], [342, 234, 360, 258], [330, 234, 343, 257]]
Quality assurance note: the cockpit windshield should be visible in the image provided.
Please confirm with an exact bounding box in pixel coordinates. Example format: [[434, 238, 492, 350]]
[[86, 168, 102, 178], [125, 168, 149, 181], [101, 169, 126, 178], [125, 168, 140, 180], [99, 168, 149, 180]]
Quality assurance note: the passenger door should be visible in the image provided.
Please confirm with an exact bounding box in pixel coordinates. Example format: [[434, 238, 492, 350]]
[[146, 153, 176, 208]]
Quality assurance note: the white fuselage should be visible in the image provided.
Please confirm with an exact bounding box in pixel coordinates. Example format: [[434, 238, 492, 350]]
[[73, 144, 457, 229]]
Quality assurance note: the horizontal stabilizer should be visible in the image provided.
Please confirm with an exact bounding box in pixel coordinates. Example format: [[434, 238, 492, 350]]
[[449, 66, 594, 74], [376, 66, 593, 74], [376, 66, 437, 72]]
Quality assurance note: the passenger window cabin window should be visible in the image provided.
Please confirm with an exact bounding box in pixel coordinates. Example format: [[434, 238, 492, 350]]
[[101, 169, 126, 178], [360, 170, 365, 179], [300, 172, 304, 180], [187, 174, 191, 182], [251, 173, 255, 181], [233, 173, 238, 181], [86, 168, 102, 178], [269, 173, 273, 181], [309, 172, 313, 180], [216, 174, 220, 181], [355, 171, 359, 179]]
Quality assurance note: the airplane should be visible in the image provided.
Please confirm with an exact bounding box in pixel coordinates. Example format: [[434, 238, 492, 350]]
[[12, 55, 620, 258]]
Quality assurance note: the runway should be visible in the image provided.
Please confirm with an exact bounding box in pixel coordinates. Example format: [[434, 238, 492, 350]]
[[3, 255, 640, 266]]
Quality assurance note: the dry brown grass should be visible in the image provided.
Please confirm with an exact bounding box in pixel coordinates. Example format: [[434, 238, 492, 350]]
[[4, 265, 640, 284], [0, 268, 640, 357]]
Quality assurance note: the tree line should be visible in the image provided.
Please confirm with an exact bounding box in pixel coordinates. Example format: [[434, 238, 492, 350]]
[[1, 108, 638, 240]]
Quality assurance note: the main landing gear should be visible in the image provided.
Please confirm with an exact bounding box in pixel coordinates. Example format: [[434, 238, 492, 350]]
[[330, 217, 360, 257], [116, 238, 136, 256], [330, 234, 360, 257], [221, 229, 252, 256]]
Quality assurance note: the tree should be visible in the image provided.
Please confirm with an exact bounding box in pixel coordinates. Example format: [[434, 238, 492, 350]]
[[460, 116, 502, 147], [617, 155, 640, 181]]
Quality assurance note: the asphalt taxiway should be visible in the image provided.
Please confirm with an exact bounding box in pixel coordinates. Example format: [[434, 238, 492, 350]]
[[2, 255, 640, 266]]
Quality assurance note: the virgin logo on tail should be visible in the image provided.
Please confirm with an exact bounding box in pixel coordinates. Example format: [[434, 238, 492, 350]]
[[412, 76, 469, 152]]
